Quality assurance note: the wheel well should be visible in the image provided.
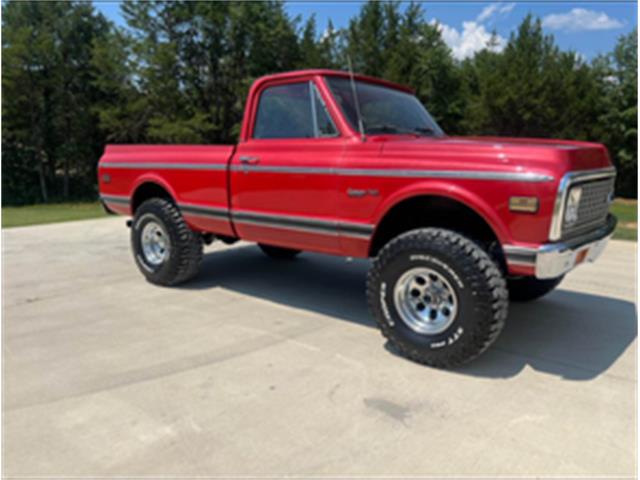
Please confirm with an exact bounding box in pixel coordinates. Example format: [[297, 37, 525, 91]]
[[369, 196, 502, 258], [131, 182, 174, 213]]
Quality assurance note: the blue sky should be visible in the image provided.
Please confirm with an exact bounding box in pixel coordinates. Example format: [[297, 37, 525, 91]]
[[93, 1, 637, 60]]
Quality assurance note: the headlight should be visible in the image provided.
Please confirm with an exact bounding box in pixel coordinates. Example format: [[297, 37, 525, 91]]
[[564, 186, 582, 226]]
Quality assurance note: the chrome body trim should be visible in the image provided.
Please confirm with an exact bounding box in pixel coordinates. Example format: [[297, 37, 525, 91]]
[[228, 165, 334, 175], [548, 167, 616, 241], [228, 164, 554, 182], [505, 215, 616, 279], [101, 162, 227, 171], [337, 169, 553, 182], [100, 194, 130, 205], [101, 161, 553, 182]]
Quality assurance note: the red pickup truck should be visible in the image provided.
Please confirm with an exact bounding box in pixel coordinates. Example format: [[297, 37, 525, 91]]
[[98, 69, 616, 368]]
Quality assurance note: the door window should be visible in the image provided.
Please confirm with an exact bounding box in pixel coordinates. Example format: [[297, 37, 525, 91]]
[[254, 82, 337, 139], [311, 83, 338, 138]]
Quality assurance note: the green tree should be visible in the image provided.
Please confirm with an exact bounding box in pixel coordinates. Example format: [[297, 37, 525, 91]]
[[2, 1, 109, 204], [594, 29, 637, 197], [460, 16, 601, 140], [297, 15, 339, 68], [96, 0, 302, 144]]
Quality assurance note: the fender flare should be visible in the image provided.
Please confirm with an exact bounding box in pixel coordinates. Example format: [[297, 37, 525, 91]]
[[130, 173, 179, 211], [370, 180, 512, 245]]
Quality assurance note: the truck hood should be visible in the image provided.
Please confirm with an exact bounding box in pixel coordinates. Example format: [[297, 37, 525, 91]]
[[378, 135, 612, 175]]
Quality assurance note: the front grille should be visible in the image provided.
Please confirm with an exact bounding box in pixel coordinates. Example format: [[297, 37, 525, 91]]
[[562, 176, 614, 239]]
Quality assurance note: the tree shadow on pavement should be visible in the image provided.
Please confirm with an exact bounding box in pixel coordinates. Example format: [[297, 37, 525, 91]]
[[183, 244, 637, 381]]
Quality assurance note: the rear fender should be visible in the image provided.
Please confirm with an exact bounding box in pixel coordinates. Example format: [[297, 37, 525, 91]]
[[131, 174, 178, 201], [130, 173, 179, 213]]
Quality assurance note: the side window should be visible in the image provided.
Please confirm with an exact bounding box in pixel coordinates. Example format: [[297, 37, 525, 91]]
[[311, 83, 338, 137], [253, 82, 338, 139], [254, 83, 313, 139]]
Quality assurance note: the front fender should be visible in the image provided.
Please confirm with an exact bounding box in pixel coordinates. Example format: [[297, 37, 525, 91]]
[[371, 180, 512, 244]]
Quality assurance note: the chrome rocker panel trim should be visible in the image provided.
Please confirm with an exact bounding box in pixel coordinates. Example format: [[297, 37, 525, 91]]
[[100, 194, 130, 205], [505, 215, 617, 279]]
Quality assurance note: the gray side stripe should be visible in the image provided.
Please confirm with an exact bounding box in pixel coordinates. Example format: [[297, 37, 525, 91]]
[[233, 218, 342, 238], [101, 162, 227, 171], [101, 194, 129, 205], [179, 203, 229, 219], [178, 203, 373, 239], [101, 161, 553, 182], [233, 218, 371, 240], [232, 210, 374, 236], [99, 195, 371, 239]]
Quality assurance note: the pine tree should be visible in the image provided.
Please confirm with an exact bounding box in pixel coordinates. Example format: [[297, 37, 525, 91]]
[[2, 1, 109, 203]]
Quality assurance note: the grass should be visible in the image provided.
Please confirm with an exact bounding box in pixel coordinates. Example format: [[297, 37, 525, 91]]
[[1, 198, 637, 241], [611, 198, 637, 241], [2, 202, 107, 228]]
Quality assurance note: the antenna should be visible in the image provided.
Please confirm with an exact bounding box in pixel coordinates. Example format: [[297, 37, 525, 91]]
[[347, 56, 366, 142]]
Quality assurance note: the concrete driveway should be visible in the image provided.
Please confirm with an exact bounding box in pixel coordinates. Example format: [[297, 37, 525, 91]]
[[2, 217, 637, 477]]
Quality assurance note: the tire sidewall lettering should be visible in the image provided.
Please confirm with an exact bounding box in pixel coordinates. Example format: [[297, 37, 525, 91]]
[[409, 254, 464, 289]]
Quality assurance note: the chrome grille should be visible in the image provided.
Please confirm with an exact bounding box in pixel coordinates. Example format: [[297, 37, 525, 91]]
[[562, 177, 614, 239]]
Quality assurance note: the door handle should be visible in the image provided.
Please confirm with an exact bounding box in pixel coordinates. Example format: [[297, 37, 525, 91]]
[[239, 155, 260, 165]]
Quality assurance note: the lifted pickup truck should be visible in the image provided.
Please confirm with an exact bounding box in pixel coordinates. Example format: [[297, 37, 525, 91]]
[[99, 69, 616, 368]]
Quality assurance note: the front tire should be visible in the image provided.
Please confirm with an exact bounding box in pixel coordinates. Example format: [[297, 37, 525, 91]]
[[508, 275, 564, 302], [131, 198, 202, 286], [258, 244, 301, 259], [367, 228, 508, 368]]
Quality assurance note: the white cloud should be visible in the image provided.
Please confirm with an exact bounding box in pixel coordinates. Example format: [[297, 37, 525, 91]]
[[542, 8, 623, 31], [476, 2, 515, 23], [433, 20, 506, 60]]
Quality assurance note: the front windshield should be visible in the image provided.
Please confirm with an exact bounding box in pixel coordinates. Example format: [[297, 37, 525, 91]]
[[325, 76, 444, 137]]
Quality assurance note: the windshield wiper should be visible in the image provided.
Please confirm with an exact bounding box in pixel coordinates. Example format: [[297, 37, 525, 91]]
[[412, 126, 436, 136], [366, 124, 419, 136], [366, 124, 437, 137]]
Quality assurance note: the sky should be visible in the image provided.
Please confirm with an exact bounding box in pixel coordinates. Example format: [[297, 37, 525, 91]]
[[93, 1, 637, 60]]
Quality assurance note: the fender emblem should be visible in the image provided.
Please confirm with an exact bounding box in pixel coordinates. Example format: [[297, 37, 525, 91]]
[[347, 188, 379, 198]]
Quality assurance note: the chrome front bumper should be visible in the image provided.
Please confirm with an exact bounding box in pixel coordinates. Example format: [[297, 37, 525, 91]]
[[504, 215, 617, 279]]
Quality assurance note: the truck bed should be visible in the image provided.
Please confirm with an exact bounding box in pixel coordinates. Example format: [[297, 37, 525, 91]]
[[98, 144, 237, 236]]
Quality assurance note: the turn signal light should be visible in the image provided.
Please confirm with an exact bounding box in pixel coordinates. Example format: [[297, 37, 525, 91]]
[[509, 196, 539, 213]]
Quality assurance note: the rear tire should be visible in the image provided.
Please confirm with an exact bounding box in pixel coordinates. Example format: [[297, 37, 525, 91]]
[[367, 228, 508, 368], [508, 275, 564, 302], [258, 244, 301, 259], [131, 198, 202, 286]]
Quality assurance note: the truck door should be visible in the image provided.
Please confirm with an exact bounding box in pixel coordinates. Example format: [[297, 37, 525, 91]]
[[230, 78, 345, 255]]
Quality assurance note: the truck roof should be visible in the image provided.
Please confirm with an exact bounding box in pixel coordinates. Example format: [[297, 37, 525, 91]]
[[252, 69, 414, 94]]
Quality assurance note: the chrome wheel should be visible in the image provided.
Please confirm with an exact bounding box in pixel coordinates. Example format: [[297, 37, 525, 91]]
[[141, 221, 170, 266], [393, 267, 458, 335]]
